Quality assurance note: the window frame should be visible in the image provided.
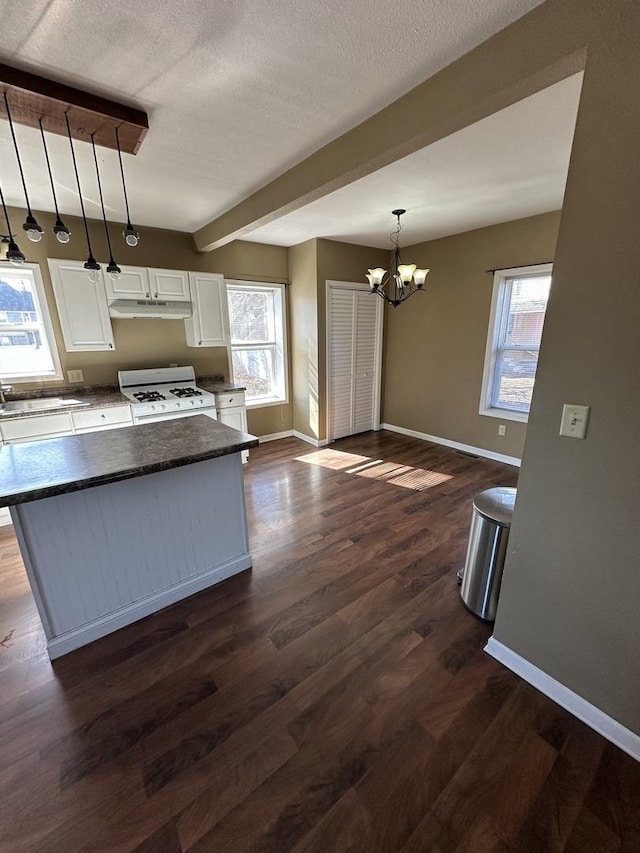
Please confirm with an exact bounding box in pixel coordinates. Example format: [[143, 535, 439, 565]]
[[479, 263, 552, 423], [0, 262, 63, 383], [225, 279, 289, 409]]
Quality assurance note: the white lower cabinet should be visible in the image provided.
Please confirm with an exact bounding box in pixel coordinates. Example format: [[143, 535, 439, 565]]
[[1, 412, 75, 444], [72, 405, 133, 433], [216, 391, 249, 462]]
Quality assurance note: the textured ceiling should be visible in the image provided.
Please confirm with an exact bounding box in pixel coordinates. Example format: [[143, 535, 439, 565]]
[[0, 0, 544, 235], [244, 74, 583, 248]]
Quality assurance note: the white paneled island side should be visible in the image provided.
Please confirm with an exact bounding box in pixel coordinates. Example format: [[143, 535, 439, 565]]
[[0, 415, 258, 659]]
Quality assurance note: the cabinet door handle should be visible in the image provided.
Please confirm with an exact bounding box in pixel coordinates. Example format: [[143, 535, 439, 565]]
[[109, 343, 113, 349], [199, 340, 202, 345], [101, 414, 106, 419]]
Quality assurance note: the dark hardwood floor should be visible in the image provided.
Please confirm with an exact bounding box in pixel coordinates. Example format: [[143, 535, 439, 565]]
[[0, 431, 638, 852]]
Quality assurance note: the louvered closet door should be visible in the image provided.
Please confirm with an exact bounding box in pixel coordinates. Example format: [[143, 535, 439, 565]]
[[328, 284, 382, 440]]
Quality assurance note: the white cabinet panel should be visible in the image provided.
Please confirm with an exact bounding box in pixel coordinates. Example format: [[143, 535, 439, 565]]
[[186, 272, 229, 347], [1, 412, 74, 443], [216, 390, 248, 462], [104, 266, 150, 300], [49, 261, 115, 352], [72, 405, 133, 432], [149, 269, 190, 301]]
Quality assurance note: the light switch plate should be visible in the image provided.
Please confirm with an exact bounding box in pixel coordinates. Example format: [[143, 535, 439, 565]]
[[67, 369, 84, 383], [498, 424, 506, 437], [560, 404, 590, 439]]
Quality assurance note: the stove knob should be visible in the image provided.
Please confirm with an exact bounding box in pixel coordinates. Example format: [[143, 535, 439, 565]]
[[161, 404, 166, 410], [151, 405, 156, 411], [190, 400, 195, 406]]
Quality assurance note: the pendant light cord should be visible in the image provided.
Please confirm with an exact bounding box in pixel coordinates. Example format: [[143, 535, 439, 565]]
[[3, 93, 34, 217], [38, 118, 61, 220], [0, 182, 14, 236], [115, 126, 133, 224], [64, 112, 94, 256], [90, 134, 115, 260]]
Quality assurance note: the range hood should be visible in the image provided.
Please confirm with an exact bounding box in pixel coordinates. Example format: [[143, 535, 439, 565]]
[[108, 299, 192, 320]]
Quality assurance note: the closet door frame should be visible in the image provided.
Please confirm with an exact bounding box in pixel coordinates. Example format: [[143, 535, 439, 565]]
[[325, 280, 384, 443]]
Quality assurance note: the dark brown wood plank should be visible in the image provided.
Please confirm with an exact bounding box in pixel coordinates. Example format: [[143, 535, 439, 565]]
[[0, 63, 148, 153]]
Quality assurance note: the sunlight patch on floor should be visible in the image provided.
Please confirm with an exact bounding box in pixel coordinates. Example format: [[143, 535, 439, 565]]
[[295, 449, 372, 470], [295, 449, 452, 491]]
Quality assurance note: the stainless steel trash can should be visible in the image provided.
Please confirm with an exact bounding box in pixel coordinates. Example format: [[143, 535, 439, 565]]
[[460, 486, 516, 621]]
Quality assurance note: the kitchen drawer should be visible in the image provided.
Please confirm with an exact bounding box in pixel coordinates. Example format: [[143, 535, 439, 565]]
[[72, 405, 132, 432], [215, 391, 245, 410], [1, 412, 74, 443]]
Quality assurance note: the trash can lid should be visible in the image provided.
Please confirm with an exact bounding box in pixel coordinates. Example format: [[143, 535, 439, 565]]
[[473, 486, 517, 526]]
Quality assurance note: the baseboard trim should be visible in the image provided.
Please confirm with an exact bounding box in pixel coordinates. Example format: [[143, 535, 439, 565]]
[[381, 423, 521, 467], [292, 430, 329, 447], [47, 554, 252, 660], [258, 430, 294, 443], [485, 637, 640, 761]]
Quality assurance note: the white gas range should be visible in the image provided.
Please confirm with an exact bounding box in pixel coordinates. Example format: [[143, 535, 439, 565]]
[[119, 366, 218, 424]]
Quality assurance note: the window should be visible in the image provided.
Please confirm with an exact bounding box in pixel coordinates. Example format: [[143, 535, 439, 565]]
[[0, 263, 62, 382], [226, 280, 288, 407], [480, 263, 552, 422]]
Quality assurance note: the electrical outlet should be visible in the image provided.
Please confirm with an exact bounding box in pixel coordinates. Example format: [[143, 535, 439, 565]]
[[169, 363, 178, 368], [67, 369, 84, 383], [498, 424, 506, 437]]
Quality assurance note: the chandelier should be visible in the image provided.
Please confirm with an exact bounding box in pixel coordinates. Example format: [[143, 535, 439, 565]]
[[367, 209, 429, 307]]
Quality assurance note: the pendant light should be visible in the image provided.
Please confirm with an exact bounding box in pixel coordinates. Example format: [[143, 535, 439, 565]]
[[91, 134, 121, 281], [115, 126, 139, 247], [366, 209, 429, 307], [38, 119, 71, 244], [3, 93, 44, 243], [64, 112, 100, 282], [0, 183, 25, 264]]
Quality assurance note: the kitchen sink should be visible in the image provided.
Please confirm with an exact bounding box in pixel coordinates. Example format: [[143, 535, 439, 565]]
[[0, 398, 89, 415]]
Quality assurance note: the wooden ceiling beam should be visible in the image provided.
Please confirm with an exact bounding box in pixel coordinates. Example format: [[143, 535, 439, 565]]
[[0, 64, 148, 154]]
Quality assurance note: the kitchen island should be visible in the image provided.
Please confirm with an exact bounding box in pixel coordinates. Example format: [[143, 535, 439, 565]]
[[0, 415, 258, 659]]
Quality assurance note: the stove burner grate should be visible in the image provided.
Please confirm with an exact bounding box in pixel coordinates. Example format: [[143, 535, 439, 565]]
[[170, 387, 203, 398], [133, 391, 166, 402]]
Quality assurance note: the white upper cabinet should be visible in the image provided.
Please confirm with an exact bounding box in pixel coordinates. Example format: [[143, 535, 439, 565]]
[[104, 265, 151, 300], [48, 260, 115, 352], [185, 273, 229, 347], [148, 268, 190, 301]]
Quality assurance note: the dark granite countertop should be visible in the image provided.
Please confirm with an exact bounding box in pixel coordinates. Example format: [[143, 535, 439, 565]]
[[0, 415, 258, 507], [197, 378, 246, 394], [0, 385, 129, 420]]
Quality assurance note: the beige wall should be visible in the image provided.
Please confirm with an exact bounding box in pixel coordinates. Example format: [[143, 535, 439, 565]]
[[2, 206, 289, 435], [288, 240, 318, 438], [382, 211, 561, 459], [494, 1, 640, 734]]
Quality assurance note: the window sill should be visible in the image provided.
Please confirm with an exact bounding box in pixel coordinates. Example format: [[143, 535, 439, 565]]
[[246, 396, 288, 410], [479, 407, 529, 424]]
